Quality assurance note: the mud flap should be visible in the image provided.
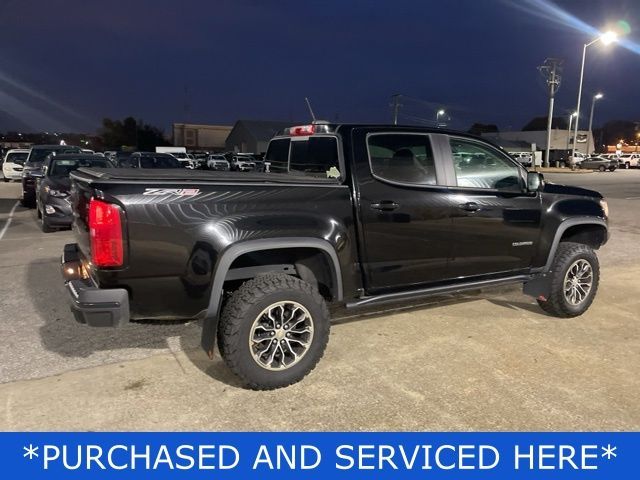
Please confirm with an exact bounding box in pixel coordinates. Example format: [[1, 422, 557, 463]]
[[523, 273, 551, 301], [200, 315, 219, 359]]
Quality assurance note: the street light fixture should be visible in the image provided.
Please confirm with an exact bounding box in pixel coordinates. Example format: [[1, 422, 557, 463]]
[[436, 109, 445, 128], [571, 31, 618, 159], [587, 93, 603, 154]]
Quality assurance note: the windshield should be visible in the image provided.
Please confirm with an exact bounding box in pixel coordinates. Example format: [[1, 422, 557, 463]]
[[50, 158, 111, 176], [6, 152, 28, 165]]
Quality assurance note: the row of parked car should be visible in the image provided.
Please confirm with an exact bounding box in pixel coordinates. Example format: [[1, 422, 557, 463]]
[[600, 153, 640, 169], [0, 145, 270, 233], [569, 153, 640, 172], [103, 151, 266, 172]]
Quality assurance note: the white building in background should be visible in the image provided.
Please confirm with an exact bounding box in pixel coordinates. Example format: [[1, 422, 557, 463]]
[[482, 129, 595, 155], [172, 123, 232, 152]]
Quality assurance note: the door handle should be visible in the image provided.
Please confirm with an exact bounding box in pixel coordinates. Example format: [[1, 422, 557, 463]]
[[459, 201, 481, 212], [370, 200, 399, 211]]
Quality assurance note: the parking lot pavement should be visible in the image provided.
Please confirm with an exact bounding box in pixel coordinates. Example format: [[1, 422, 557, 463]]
[[0, 173, 639, 431]]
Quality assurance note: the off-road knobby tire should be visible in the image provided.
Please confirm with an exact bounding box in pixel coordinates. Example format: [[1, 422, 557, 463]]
[[537, 242, 599, 318], [218, 273, 330, 390]]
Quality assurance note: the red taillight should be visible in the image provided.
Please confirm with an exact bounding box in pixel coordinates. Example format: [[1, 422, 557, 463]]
[[289, 124, 315, 136], [89, 198, 123, 267]]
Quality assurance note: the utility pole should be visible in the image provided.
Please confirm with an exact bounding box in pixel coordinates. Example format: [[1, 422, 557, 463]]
[[538, 58, 563, 168], [390, 94, 402, 125]]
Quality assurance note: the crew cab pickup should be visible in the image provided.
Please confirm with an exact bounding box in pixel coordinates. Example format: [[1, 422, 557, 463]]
[[61, 123, 609, 389]]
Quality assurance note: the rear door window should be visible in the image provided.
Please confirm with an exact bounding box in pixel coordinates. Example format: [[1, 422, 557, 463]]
[[367, 133, 438, 185]]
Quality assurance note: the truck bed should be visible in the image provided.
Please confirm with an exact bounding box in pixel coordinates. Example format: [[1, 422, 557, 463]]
[[72, 168, 339, 185]]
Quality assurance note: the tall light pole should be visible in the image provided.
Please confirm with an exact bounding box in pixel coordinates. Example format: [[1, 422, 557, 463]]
[[538, 58, 563, 167], [436, 109, 445, 128], [567, 112, 577, 151], [572, 31, 617, 159], [587, 93, 603, 154]]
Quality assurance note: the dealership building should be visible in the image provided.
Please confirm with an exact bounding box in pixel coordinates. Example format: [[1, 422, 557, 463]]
[[482, 129, 594, 156]]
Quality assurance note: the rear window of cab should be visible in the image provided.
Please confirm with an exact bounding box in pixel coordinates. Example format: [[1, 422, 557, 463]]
[[266, 136, 341, 179]]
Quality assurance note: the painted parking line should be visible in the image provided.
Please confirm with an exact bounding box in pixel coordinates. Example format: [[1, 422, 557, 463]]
[[0, 201, 20, 240]]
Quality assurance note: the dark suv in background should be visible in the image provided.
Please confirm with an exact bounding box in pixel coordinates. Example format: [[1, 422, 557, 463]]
[[21, 145, 82, 207], [36, 154, 113, 232]]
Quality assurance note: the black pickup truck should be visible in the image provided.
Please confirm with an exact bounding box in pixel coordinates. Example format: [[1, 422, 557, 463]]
[[61, 123, 609, 389]]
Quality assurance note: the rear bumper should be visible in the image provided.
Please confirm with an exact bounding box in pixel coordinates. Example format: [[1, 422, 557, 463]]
[[62, 243, 129, 327], [3, 170, 22, 180]]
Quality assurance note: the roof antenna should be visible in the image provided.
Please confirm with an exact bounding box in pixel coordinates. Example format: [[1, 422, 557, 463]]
[[305, 97, 317, 122]]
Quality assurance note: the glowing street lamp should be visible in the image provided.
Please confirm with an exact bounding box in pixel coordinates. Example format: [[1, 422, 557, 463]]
[[572, 31, 618, 158], [436, 109, 446, 128]]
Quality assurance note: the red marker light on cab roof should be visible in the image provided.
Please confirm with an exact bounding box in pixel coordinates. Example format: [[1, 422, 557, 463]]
[[289, 125, 315, 136], [89, 198, 123, 267]]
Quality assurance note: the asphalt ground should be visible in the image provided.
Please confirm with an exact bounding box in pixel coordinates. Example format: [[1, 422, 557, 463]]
[[0, 170, 638, 430]]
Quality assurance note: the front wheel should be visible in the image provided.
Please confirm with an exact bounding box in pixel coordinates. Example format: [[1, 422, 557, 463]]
[[218, 273, 330, 390], [609, 166, 616, 172], [598, 165, 606, 172], [537, 242, 599, 318], [624, 162, 630, 169]]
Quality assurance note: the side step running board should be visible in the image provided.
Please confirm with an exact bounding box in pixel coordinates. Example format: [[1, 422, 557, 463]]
[[346, 275, 533, 309]]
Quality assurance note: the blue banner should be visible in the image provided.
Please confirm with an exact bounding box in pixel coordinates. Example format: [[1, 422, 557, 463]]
[[1, 432, 636, 479]]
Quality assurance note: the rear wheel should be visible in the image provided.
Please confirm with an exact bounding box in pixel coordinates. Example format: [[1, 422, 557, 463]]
[[218, 273, 330, 390], [609, 166, 616, 172], [537, 242, 599, 318]]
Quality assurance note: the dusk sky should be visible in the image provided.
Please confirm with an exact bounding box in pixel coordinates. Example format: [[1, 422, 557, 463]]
[[1, 0, 638, 134]]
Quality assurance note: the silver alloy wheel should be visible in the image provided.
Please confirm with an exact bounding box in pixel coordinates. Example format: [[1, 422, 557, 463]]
[[563, 259, 593, 306], [249, 301, 314, 371]]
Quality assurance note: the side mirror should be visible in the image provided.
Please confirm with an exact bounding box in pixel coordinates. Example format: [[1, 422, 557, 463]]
[[527, 171, 544, 192]]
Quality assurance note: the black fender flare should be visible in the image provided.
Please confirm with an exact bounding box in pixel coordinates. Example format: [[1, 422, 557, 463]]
[[525, 217, 607, 299], [541, 217, 608, 272], [200, 237, 343, 355]]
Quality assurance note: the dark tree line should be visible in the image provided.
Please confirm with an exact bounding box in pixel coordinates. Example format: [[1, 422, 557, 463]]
[[100, 117, 170, 151]]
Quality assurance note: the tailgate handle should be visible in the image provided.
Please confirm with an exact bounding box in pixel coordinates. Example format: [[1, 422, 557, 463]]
[[370, 201, 399, 211]]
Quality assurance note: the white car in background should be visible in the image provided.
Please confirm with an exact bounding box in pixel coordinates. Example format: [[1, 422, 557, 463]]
[[2, 149, 30, 181], [618, 153, 640, 169]]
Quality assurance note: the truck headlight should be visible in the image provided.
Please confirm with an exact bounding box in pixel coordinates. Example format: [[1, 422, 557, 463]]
[[600, 199, 609, 218]]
